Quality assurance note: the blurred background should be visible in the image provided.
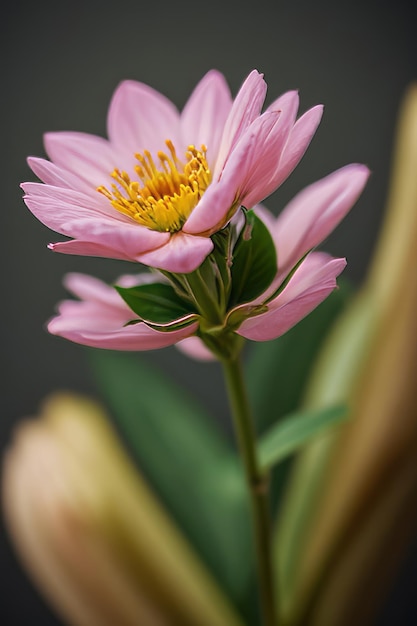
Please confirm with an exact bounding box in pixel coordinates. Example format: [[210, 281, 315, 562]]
[[1, 0, 416, 623]]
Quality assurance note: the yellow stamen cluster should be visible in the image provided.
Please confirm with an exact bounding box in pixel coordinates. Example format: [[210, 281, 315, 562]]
[[97, 140, 211, 233]]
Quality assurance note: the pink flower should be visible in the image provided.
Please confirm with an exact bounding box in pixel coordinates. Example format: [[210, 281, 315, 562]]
[[48, 164, 370, 354], [48, 273, 199, 351], [22, 70, 323, 273]]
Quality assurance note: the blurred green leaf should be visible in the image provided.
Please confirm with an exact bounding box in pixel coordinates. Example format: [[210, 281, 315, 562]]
[[258, 405, 348, 471], [229, 210, 277, 307], [245, 279, 353, 434], [245, 280, 353, 518], [87, 349, 252, 605], [272, 292, 376, 618]]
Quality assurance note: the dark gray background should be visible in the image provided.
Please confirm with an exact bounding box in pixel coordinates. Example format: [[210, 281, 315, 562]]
[[1, 0, 416, 623]]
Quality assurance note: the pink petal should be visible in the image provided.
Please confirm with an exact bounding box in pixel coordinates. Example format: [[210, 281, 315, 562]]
[[267, 105, 324, 192], [237, 253, 346, 341], [27, 157, 95, 196], [236, 104, 297, 208], [182, 172, 241, 236], [273, 164, 370, 276], [44, 132, 119, 187], [115, 272, 165, 289], [52, 274, 138, 330], [62, 271, 167, 307], [22, 182, 106, 212], [47, 218, 169, 262], [51, 321, 198, 351], [63, 272, 132, 305], [213, 70, 267, 178], [48, 239, 136, 261], [266, 90, 300, 125], [23, 195, 121, 237], [176, 337, 217, 361], [180, 70, 232, 168], [136, 231, 214, 273], [107, 80, 181, 157]]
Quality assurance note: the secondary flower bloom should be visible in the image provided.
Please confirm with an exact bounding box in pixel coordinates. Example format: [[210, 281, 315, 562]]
[[48, 272, 200, 351], [22, 70, 324, 273], [48, 164, 370, 354]]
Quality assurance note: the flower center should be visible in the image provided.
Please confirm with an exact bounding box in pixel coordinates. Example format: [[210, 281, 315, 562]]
[[97, 140, 211, 233]]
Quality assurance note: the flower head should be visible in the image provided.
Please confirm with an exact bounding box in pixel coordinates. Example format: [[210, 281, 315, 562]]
[[22, 70, 323, 273], [47, 164, 369, 357]]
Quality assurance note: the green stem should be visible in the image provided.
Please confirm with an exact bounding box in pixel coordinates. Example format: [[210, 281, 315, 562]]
[[222, 356, 277, 626]]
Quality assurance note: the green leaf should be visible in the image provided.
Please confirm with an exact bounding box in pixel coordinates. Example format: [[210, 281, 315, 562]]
[[116, 282, 195, 324], [245, 280, 353, 516], [258, 404, 348, 471], [272, 292, 378, 615], [229, 210, 277, 307], [87, 349, 252, 604]]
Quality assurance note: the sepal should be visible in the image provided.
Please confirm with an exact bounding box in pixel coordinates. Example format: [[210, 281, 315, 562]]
[[228, 210, 277, 306]]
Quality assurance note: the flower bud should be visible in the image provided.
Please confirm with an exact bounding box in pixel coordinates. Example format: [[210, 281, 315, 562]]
[[2, 392, 243, 626]]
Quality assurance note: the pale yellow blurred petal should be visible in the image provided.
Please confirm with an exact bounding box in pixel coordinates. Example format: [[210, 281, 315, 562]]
[[274, 83, 417, 624], [309, 450, 417, 626], [3, 392, 244, 626], [3, 420, 166, 626]]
